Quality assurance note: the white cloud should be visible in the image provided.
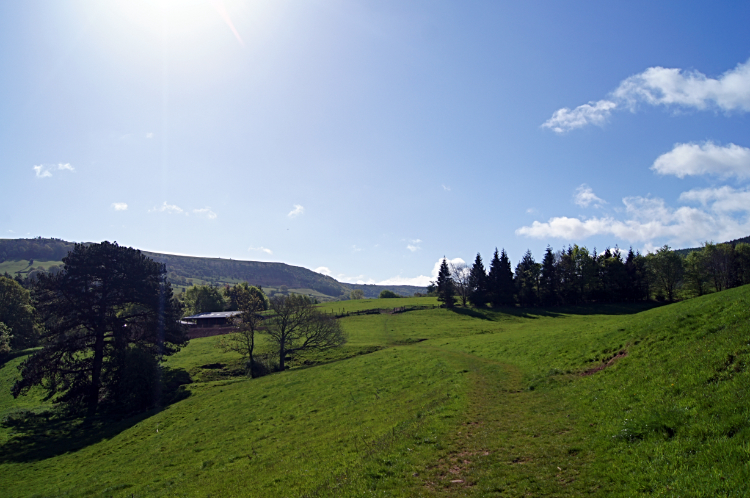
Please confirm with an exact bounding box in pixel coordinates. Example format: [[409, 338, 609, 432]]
[[33, 165, 52, 178], [150, 201, 185, 214], [352, 245, 363, 252], [574, 184, 607, 208], [146, 132, 154, 138], [442, 184, 451, 191], [33, 163, 74, 178], [679, 186, 750, 213], [112, 202, 128, 211], [652, 141, 750, 178], [193, 207, 217, 219], [544, 58, 750, 132], [288, 204, 305, 218], [377, 257, 465, 287], [375, 274, 433, 286], [517, 193, 750, 248], [406, 239, 422, 252], [542, 100, 617, 133], [314, 266, 331, 276], [249, 246, 273, 255]]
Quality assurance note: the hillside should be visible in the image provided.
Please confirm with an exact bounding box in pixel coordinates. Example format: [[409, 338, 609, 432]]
[[674, 234, 750, 257], [0, 238, 426, 300], [1, 287, 748, 496]]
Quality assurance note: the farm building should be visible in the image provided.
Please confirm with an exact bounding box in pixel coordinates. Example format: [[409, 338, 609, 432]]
[[182, 311, 243, 328]]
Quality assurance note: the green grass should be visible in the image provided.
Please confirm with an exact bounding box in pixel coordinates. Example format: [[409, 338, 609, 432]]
[[1, 288, 749, 496], [0, 259, 63, 275]]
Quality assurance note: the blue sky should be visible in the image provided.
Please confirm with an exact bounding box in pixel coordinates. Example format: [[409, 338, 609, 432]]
[[2, 0, 750, 286]]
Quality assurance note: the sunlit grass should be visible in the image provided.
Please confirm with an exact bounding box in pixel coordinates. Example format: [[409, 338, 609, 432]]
[[1, 287, 748, 496]]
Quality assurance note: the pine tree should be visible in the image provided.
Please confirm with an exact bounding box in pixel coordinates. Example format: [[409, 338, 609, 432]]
[[487, 249, 502, 307], [515, 250, 540, 307], [12, 242, 187, 416], [436, 258, 455, 308], [468, 253, 488, 307], [498, 249, 515, 306], [539, 246, 558, 306]]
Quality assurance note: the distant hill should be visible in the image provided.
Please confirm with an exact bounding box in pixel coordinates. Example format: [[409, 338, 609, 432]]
[[0, 238, 426, 300], [673, 235, 750, 257]]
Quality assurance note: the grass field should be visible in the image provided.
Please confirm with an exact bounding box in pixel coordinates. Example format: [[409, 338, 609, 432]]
[[1, 288, 748, 496]]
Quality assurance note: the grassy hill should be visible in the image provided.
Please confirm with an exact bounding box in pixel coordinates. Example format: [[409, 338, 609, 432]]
[[1, 286, 748, 496], [0, 238, 426, 300]]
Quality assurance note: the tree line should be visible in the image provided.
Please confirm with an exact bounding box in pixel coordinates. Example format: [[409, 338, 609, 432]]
[[433, 242, 750, 308]]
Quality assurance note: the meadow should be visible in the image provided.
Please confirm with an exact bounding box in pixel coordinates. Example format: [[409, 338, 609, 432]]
[[1, 289, 748, 497]]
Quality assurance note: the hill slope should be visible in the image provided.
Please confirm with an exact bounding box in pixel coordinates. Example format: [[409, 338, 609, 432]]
[[0, 238, 426, 299], [1, 287, 748, 496]]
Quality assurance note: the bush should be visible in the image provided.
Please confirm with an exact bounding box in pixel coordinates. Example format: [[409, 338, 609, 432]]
[[378, 290, 400, 299]]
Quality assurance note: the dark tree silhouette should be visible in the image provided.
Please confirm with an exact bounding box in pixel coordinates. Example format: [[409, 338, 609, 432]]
[[468, 253, 488, 307], [436, 258, 455, 308], [12, 242, 187, 416]]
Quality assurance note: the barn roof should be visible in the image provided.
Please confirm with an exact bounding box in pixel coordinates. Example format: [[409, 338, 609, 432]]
[[183, 311, 243, 320]]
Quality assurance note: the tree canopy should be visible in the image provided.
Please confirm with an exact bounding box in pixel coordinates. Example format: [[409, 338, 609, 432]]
[[0, 275, 37, 349], [265, 294, 345, 370], [12, 242, 187, 416]]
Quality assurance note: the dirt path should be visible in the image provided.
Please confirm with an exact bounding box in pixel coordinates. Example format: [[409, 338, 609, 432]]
[[419, 348, 588, 497]]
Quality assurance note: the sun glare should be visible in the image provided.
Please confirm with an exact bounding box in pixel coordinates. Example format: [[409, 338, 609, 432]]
[[108, 0, 248, 44]]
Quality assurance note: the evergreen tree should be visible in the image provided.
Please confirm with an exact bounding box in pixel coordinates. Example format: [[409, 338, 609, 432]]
[[539, 246, 558, 306], [468, 253, 488, 307], [515, 250, 540, 307], [436, 258, 455, 308], [487, 249, 502, 307], [12, 242, 187, 416], [498, 249, 515, 306]]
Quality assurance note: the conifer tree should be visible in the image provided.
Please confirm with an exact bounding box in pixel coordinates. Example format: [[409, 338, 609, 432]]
[[468, 253, 488, 307], [487, 249, 502, 307], [436, 258, 455, 308], [498, 249, 515, 306], [539, 246, 558, 306], [515, 250, 540, 307]]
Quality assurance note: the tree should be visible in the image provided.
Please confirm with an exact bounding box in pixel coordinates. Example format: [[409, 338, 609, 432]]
[[488, 249, 514, 307], [450, 261, 471, 307], [435, 258, 455, 308], [12, 242, 188, 416], [265, 294, 345, 370], [183, 284, 225, 316], [0, 276, 37, 349], [468, 253, 488, 307], [648, 245, 683, 302], [514, 250, 540, 307], [218, 289, 267, 378], [350, 289, 365, 300], [225, 282, 268, 311], [683, 250, 710, 297], [379, 290, 400, 299], [539, 246, 558, 306], [0, 322, 12, 355]]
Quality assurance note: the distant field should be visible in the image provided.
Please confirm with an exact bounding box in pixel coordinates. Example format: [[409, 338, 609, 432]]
[[1, 287, 749, 496], [0, 259, 63, 275]]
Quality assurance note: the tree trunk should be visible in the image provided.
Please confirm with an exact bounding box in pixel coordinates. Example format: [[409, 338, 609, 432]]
[[278, 338, 285, 371], [88, 328, 105, 417]]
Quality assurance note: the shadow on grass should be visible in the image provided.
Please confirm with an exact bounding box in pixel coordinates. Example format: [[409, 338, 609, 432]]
[[0, 367, 192, 464], [449, 302, 663, 321]]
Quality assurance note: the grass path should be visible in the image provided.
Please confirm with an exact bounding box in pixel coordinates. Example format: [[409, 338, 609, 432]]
[[415, 346, 598, 497]]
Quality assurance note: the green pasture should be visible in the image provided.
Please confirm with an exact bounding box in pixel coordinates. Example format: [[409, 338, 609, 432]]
[[1, 287, 749, 496], [0, 259, 63, 275]]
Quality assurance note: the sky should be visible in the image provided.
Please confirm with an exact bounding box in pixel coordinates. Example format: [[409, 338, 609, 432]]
[[2, 1, 750, 286]]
